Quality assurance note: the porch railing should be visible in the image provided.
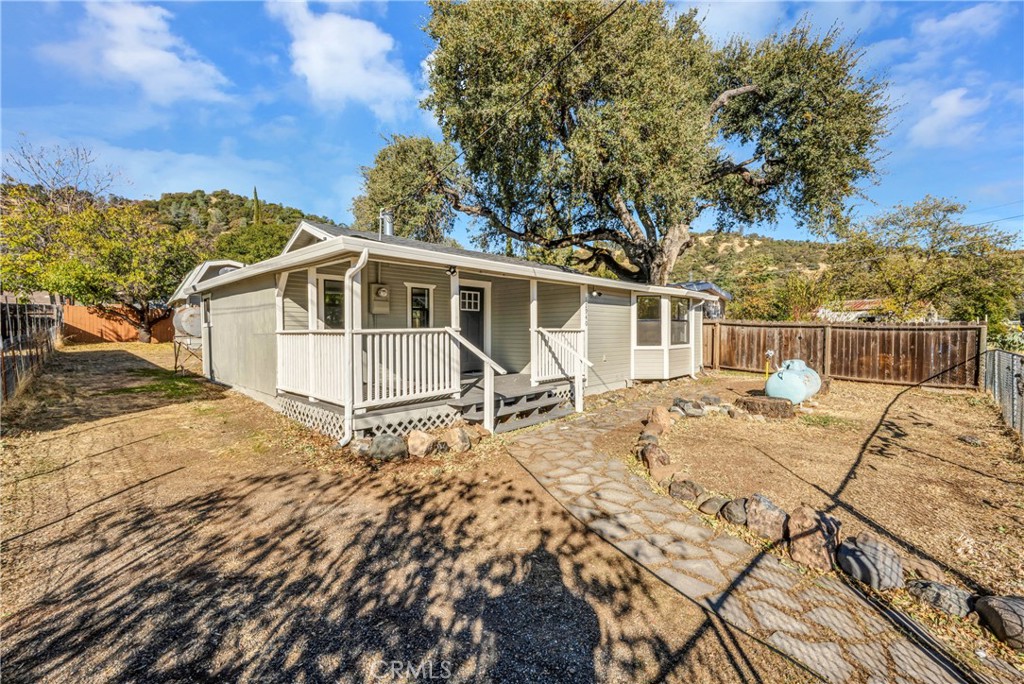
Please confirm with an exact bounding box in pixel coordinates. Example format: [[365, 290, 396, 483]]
[[277, 330, 347, 404], [533, 327, 592, 412], [357, 328, 459, 407]]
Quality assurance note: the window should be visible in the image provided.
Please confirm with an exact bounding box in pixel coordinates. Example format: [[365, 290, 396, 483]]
[[636, 296, 661, 346], [671, 297, 689, 345], [409, 286, 431, 328], [460, 290, 480, 311], [321, 279, 344, 329]]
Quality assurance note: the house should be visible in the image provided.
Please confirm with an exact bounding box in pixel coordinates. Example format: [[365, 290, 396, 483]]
[[673, 281, 732, 319], [185, 220, 714, 443], [168, 259, 245, 307], [816, 299, 942, 324]]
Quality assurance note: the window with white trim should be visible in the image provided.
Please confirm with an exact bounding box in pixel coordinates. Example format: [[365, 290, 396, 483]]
[[320, 279, 344, 329], [409, 286, 431, 328], [636, 296, 661, 346], [670, 297, 689, 345], [460, 290, 481, 311]]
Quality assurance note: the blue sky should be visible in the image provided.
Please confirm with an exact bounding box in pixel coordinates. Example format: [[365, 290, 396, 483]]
[[2, 1, 1022, 247]]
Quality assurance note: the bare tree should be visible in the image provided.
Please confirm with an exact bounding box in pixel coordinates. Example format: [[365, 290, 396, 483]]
[[2, 134, 122, 214]]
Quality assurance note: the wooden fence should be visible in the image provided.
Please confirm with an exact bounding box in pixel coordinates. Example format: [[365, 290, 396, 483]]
[[62, 305, 174, 344], [702, 320, 986, 389]]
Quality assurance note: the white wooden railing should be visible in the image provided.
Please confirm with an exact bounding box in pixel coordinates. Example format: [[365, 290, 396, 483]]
[[533, 327, 592, 412], [277, 327, 507, 433], [277, 330, 346, 404], [357, 328, 459, 407]]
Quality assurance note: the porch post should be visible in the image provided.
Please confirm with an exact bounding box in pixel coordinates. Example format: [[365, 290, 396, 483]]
[[352, 265, 363, 410], [307, 267, 316, 400], [275, 273, 284, 393], [529, 279, 538, 386], [449, 269, 460, 395]]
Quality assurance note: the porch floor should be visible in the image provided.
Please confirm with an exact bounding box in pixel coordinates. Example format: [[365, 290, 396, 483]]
[[452, 372, 569, 408]]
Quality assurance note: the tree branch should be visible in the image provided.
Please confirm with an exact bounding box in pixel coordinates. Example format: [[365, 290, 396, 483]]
[[708, 84, 759, 122]]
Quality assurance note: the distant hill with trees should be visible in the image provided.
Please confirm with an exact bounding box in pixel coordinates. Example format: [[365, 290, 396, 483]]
[[138, 189, 338, 264]]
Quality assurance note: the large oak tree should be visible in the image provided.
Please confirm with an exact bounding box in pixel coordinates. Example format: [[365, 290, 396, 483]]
[[423, 0, 890, 284]]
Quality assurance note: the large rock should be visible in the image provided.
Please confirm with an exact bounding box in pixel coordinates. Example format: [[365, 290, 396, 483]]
[[406, 430, 437, 457], [442, 426, 472, 454], [700, 394, 722, 406], [787, 505, 839, 572], [668, 479, 705, 502], [735, 396, 795, 419], [640, 443, 674, 483], [368, 434, 407, 461], [975, 596, 1024, 651], [681, 402, 705, 418], [746, 494, 788, 544], [907, 580, 973, 618], [720, 498, 748, 525], [903, 555, 944, 583], [836, 532, 904, 591], [698, 496, 729, 516], [465, 423, 490, 445], [647, 406, 675, 432]]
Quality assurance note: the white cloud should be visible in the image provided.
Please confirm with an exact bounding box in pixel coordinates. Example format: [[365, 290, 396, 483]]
[[909, 88, 990, 148], [916, 3, 1009, 41], [39, 3, 231, 105], [266, 1, 415, 119]]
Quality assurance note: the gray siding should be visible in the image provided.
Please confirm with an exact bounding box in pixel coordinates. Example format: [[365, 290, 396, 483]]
[[282, 271, 308, 330], [538, 281, 581, 329], [668, 347, 693, 378], [362, 260, 452, 329], [634, 348, 664, 380], [586, 288, 631, 393], [317, 261, 350, 277], [209, 274, 278, 398]]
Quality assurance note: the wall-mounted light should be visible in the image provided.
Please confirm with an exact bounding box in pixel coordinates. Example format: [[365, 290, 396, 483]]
[[446, 266, 457, 276]]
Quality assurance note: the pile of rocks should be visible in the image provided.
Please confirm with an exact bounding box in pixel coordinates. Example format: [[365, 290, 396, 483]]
[[359, 423, 490, 462]]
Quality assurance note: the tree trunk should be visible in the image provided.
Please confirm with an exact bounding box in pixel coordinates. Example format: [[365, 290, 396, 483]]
[[137, 322, 152, 344]]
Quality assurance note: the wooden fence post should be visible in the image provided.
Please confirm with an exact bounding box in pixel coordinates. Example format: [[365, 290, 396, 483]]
[[714, 321, 722, 370], [977, 324, 987, 389], [822, 324, 832, 378]]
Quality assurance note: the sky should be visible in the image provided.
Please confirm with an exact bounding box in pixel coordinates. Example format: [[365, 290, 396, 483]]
[[2, 0, 1023, 247]]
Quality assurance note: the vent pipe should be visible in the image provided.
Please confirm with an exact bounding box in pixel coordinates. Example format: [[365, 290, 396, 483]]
[[378, 208, 394, 238]]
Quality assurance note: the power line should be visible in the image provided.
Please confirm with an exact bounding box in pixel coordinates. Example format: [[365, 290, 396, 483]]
[[962, 199, 1024, 216], [391, 0, 630, 213]]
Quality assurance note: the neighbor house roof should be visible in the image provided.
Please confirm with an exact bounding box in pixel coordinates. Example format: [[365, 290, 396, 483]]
[[673, 281, 733, 302], [169, 259, 245, 305], [192, 220, 716, 300]]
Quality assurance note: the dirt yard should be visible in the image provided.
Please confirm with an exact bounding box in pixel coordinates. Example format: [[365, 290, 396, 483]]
[[644, 373, 1024, 599], [1, 344, 813, 683]]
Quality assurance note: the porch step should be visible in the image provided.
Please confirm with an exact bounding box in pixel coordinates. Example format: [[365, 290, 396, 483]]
[[494, 406, 574, 434], [459, 394, 566, 421]]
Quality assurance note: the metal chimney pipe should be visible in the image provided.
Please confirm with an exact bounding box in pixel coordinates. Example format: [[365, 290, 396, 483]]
[[378, 208, 394, 238]]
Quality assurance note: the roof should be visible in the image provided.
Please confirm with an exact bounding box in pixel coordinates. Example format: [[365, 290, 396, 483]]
[[837, 298, 886, 312], [169, 260, 245, 305], [192, 220, 715, 300], [673, 281, 733, 301]]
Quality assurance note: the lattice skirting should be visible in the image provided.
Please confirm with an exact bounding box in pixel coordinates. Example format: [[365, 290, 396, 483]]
[[279, 396, 346, 441], [360, 405, 459, 438]]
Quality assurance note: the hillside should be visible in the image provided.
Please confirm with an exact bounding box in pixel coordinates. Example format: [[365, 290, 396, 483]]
[[672, 231, 829, 286], [138, 189, 339, 264]]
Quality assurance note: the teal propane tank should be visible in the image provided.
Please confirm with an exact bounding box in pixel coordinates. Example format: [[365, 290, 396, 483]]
[[765, 359, 821, 404]]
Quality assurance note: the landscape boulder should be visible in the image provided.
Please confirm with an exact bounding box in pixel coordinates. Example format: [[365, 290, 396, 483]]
[[698, 496, 729, 516], [720, 498, 748, 525], [640, 443, 674, 483], [836, 532, 904, 591], [637, 431, 660, 445], [681, 402, 705, 418], [787, 505, 839, 572], [975, 596, 1024, 651], [368, 434, 407, 461], [818, 378, 832, 396], [700, 394, 722, 406], [957, 434, 984, 448], [465, 423, 490, 445], [406, 430, 437, 457], [647, 406, 675, 432], [442, 426, 472, 454], [907, 580, 973, 618], [669, 479, 705, 502], [903, 555, 944, 583], [745, 494, 788, 545], [735, 396, 795, 419]]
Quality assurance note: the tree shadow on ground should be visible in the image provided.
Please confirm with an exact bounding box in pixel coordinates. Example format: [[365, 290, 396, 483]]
[[1, 347, 228, 435], [2, 466, 784, 683]]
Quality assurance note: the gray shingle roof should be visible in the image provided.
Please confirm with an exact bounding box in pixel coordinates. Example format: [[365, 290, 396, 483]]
[[303, 220, 582, 275]]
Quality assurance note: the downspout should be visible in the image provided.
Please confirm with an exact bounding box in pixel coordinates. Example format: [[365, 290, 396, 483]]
[[339, 248, 369, 447]]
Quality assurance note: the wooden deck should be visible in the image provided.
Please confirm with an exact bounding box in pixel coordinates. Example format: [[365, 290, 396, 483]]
[[452, 372, 569, 407]]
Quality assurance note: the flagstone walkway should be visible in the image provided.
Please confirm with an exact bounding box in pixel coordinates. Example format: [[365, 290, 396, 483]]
[[506, 404, 994, 684]]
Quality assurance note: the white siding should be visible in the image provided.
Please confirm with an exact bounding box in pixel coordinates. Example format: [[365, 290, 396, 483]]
[[586, 288, 631, 392], [634, 348, 664, 380], [282, 271, 308, 331], [668, 347, 693, 378], [209, 274, 278, 398]]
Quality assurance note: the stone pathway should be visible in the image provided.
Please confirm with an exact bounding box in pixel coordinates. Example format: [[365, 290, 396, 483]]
[[506, 404, 1000, 684]]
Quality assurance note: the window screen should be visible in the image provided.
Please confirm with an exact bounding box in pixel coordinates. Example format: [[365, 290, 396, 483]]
[[670, 297, 689, 345], [636, 296, 661, 346], [410, 287, 431, 328]]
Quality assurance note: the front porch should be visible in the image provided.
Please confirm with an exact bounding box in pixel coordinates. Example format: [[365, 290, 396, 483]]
[[273, 252, 591, 435]]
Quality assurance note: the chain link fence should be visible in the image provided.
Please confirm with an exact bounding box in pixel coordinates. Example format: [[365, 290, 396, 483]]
[[984, 349, 1023, 437], [1, 302, 63, 401]]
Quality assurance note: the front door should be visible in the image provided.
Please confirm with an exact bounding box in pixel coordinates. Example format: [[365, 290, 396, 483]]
[[459, 286, 485, 373]]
